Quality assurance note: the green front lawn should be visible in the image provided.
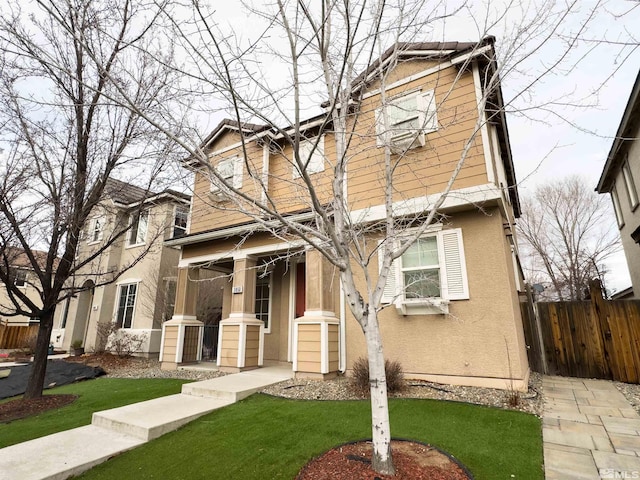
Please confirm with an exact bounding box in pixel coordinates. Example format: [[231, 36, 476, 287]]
[[0, 378, 189, 448], [77, 394, 543, 480]]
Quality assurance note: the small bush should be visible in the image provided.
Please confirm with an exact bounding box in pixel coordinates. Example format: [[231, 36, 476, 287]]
[[350, 356, 406, 397], [107, 329, 148, 357]]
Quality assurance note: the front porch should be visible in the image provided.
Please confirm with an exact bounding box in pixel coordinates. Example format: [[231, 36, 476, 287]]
[[159, 243, 343, 379]]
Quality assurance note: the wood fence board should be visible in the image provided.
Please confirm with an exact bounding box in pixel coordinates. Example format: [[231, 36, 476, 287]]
[[0, 322, 39, 349]]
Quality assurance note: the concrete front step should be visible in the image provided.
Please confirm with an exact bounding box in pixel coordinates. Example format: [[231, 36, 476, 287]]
[[92, 394, 232, 441], [0, 425, 144, 480], [181, 366, 293, 401]]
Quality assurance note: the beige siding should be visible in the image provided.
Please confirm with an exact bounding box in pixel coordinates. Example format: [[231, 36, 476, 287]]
[[244, 325, 260, 367], [161, 326, 179, 362], [328, 324, 339, 372], [219, 325, 239, 367], [297, 324, 321, 372]]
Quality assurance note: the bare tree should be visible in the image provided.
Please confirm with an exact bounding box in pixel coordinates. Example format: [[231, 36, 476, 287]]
[[0, 0, 178, 398], [518, 175, 620, 301], [70, 0, 636, 474]]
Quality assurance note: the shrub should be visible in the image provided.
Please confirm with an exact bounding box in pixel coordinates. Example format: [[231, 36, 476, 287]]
[[107, 329, 148, 357], [349, 356, 406, 397]]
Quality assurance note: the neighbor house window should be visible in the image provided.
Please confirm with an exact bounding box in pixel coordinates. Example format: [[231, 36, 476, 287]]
[[612, 183, 625, 228], [14, 270, 27, 287], [89, 217, 104, 243], [254, 274, 271, 332], [128, 210, 148, 246], [172, 207, 189, 238], [622, 158, 638, 210], [60, 297, 71, 329], [209, 157, 243, 195], [293, 136, 325, 178], [379, 228, 468, 314], [375, 89, 437, 150], [116, 282, 138, 328]]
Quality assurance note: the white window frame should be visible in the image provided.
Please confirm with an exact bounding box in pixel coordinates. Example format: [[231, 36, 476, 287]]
[[622, 158, 639, 211], [209, 157, 243, 196], [14, 269, 27, 288], [375, 89, 438, 151], [378, 227, 469, 315], [293, 136, 325, 179], [127, 210, 149, 247], [114, 281, 139, 329], [172, 206, 189, 239], [88, 216, 104, 244], [612, 183, 625, 229], [254, 273, 272, 333]]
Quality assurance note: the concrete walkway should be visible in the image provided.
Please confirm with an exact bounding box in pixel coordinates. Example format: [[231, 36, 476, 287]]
[[543, 375, 640, 479], [0, 366, 293, 480]]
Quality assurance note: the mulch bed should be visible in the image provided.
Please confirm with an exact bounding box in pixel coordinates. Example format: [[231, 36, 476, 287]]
[[296, 440, 472, 479], [63, 352, 135, 371], [0, 394, 78, 423]]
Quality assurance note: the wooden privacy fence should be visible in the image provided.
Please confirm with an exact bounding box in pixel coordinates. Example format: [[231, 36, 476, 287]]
[[0, 321, 39, 349], [521, 281, 640, 383]]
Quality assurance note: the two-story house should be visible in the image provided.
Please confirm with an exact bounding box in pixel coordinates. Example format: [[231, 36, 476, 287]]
[[51, 179, 191, 356], [160, 38, 530, 390], [597, 69, 640, 299]]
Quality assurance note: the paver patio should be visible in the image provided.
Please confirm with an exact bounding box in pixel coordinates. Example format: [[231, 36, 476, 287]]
[[543, 376, 640, 479]]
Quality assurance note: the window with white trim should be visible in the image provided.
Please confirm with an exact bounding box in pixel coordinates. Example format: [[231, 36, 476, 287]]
[[127, 210, 148, 246], [172, 206, 189, 238], [378, 228, 469, 314], [210, 157, 243, 194], [88, 217, 104, 243], [254, 274, 271, 332], [293, 136, 325, 178], [14, 269, 27, 288], [612, 183, 624, 228], [116, 282, 138, 328], [375, 89, 437, 151], [622, 158, 638, 210]]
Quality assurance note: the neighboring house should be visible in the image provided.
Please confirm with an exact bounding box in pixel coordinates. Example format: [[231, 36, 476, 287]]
[[161, 38, 530, 390], [0, 248, 63, 326], [50, 179, 191, 356], [597, 69, 640, 299]]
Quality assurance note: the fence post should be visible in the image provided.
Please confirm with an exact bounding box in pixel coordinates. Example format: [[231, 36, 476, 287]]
[[526, 284, 548, 374]]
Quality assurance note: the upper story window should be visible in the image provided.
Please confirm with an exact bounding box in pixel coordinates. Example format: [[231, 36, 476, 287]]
[[210, 157, 243, 195], [612, 183, 625, 229], [88, 217, 104, 244], [378, 228, 468, 314], [14, 269, 27, 288], [128, 210, 148, 246], [375, 89, 437, 151], [173, 206, 189, 238], [293, 137, 325, 178], [621, 157, 638, 210]]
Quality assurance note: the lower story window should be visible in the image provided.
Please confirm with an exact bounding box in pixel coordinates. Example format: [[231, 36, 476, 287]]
[[116, 283, 138, 328], [401, 236, 441, 298], [254, 275, 271, 332]]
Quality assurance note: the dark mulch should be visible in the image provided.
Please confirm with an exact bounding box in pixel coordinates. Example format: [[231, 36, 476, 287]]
[[63, 352, 136, 372], [296, 440, 472, 480], [0, 394, 78, 423]]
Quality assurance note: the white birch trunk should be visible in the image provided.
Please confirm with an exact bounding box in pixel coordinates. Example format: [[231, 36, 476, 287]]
[[364, 310, 395, 475]]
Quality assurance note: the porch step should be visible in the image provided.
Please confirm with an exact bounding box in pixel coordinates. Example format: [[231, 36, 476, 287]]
[[91, 394, 232, 441], [0, 425, 144, 480], [181, 366, 294, 402]]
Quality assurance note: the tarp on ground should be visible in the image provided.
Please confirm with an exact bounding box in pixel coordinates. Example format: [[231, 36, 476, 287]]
[[0, 360, 105, 399]]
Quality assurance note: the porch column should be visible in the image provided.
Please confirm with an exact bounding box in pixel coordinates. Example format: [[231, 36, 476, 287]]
[[217, 256, 264, 372], [160, 266, 204, 370], [294, 249, 340, 379]]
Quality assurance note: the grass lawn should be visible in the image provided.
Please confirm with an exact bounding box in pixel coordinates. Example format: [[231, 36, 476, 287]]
[[0, 378, 189, 448], [77, 394, 543, 480]]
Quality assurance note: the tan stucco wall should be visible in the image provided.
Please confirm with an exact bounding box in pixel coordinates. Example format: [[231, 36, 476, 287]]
[[614, 118, 640, 297], [345, 208, 529, 383]]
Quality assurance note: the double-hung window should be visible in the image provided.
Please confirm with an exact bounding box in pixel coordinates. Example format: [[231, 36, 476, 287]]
[[116, 282, 138, 328], [376, 89, 437, 151], [210, 157, 243, 196], [172, 207, 189, 238], [88, 217, 104, 243], [612, 183, 625, 228], [128, 210, 148, 246], [293, 136, 325, 178], [379, 228, 468, 314], [14, 269, 27, 288]]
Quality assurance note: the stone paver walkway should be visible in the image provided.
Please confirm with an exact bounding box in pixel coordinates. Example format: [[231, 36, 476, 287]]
[[543, 376, 640, 479]]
